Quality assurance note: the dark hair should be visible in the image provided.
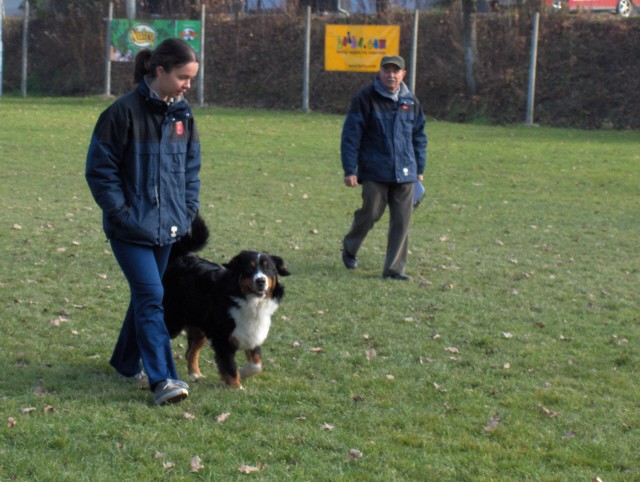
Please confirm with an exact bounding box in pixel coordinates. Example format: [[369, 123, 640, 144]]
[[133, 38, 197, 84]]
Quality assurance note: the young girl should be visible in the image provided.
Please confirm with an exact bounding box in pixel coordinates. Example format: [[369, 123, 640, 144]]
[[86, 38, 201, 405]]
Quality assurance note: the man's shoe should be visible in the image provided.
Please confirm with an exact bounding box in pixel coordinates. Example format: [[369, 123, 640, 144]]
[[342, 249, 358, 269], [153, 379, 189, 405], [117, 369, 149, 385], [383, 273, 412, 281]]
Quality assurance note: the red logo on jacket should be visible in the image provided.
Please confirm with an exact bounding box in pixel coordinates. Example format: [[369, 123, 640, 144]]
[[175, 121, 184, 136]]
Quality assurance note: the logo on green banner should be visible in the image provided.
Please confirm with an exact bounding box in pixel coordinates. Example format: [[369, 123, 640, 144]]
[[110, 19, 201, 62]]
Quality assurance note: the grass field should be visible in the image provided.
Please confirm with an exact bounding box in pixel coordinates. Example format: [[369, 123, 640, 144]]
[[1, 96, 639, 481]]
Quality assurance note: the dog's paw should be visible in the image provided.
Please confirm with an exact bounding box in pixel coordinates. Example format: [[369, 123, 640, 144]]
[[239, 362, 263, 378], [189, 372, 205, 381]]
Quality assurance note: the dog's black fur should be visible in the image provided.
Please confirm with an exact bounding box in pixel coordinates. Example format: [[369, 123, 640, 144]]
[[163, 215, 289, 388]]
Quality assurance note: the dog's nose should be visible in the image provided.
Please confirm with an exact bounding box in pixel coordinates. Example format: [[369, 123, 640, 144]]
[[255, 275, 267, 290]]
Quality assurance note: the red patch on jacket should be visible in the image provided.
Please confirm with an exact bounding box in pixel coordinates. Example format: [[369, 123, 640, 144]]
[[175, 121, 184, 136]]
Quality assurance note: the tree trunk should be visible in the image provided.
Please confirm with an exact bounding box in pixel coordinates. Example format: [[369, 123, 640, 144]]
[[462, 0, 477, 96]]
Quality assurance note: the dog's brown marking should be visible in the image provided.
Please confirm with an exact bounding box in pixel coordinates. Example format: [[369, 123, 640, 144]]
[[221, 372, 242, 388], [186, 329, 207, 378]]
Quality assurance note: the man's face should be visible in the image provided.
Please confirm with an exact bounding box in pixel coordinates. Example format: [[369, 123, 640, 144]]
[[379, 64, 406, 93]]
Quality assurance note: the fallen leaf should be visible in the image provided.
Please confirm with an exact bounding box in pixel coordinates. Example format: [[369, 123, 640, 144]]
[[484, 412, 500, 432], [538, 405, 560, 417], [49, 316, 69, 327], [20, 407, 37, 414], [182, 411, 196, 420], [190, 455, 204, 473], [502, 332, 513, 339], [365, 347, 377, 360], [43, 405, 55, 413], [154, 451, 165, 459], [386, 374, 395, 380], [216, 412, 231, 423], [433, 383, 447, 392], [12, 224, 22, 230], [321, 423, 334, 431], [445, 346, 459, 354], [7, 417, 16, 427], [348, 449, 363, 460], [163, 462, 175, 470], [309, 347, 324, 353], [239, 464, 261, 474]]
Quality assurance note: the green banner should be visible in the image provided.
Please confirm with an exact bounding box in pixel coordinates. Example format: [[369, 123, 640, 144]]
[[110, 19, 201, 62]]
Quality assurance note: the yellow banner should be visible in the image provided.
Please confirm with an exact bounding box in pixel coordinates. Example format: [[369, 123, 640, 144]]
[[325, 25, 400, 72]]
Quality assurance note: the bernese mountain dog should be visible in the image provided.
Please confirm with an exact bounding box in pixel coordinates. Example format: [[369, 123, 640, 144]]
[[163, 215, 289, 388]]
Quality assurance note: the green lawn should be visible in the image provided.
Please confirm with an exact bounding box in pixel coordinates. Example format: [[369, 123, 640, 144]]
[[0, 96, 638, 480]]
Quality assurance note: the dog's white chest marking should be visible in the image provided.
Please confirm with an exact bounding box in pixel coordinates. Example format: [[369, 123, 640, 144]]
[[229, 296, 278, 349]]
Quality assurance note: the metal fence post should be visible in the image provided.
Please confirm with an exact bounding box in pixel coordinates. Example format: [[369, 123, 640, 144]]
[[525, 12, 540, 126], [302, 5, 310, 112]]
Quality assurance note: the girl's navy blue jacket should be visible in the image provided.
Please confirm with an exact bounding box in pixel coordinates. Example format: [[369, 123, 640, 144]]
[[86, 80, 201, 247], [341, 77, 427, 184]]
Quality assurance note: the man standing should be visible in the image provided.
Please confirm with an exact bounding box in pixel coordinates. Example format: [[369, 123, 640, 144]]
[[340, 55, 427, 281]]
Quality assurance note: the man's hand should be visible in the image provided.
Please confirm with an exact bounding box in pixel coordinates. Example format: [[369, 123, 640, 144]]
[[344, 175, 358, 187]]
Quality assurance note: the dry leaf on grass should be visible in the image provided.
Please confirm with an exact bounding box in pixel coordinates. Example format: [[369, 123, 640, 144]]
[[239, 463, 264, 474], [163, 462, 175, 470], [190, 455, 204, 473], [216, 412, 231, 423], [7, 417, 17, 427], [309, 347, 324, 353], [365, 347, 377, 360], [49, 316, 69, 327], [20, 407, 37, 414], [182, 411, 196, 420], [321, 423, 334, 431], [348, 449, 363, 460], [445, 346, 460, 354], [538, 405, 560, 417], [484, 412, 501, 432]]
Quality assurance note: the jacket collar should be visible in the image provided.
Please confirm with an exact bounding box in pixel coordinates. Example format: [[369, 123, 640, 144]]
[[137, 78, 188, 115], [373, 76, 411, 102]]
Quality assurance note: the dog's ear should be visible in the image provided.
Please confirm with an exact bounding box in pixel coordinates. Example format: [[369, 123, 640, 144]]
[[269, 255, 291, 276]]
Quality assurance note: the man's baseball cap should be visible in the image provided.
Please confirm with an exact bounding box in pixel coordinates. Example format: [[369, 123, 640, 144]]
[[380, 55, 405, 70]]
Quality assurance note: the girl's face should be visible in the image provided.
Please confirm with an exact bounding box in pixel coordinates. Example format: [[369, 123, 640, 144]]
[[152, 61, 199, 102]]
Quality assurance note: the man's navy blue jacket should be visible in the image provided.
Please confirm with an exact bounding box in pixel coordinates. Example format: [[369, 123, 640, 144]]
[[86, 80, 201, 246], [341, 77, 427, 184]]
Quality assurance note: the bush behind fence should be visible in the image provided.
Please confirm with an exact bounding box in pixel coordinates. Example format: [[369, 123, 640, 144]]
[[3, 3, 640, 129]]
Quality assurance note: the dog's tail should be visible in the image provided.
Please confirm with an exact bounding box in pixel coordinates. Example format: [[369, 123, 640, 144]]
[[169, 214, 209, 260]]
